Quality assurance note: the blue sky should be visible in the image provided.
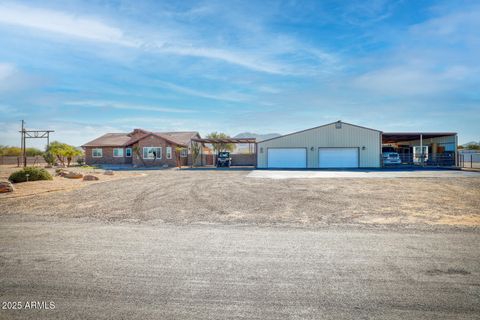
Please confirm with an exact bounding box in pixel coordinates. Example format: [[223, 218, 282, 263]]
[[0, 0, 479, 148]]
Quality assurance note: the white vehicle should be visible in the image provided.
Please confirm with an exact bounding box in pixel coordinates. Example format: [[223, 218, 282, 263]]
[[382, 146, 401, 165]]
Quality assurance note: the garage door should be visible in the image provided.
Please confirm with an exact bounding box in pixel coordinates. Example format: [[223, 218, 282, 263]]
[[267, 148, 307, 168], [318, 148, 358, 168]]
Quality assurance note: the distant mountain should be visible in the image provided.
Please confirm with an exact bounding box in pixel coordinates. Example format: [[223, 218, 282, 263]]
[[233, 132, 281, 142], [462, 141, 479, 147], [232, 132, 282, 153]]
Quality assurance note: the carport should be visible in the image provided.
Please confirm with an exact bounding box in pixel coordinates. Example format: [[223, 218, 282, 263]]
[[382, 132, 458, 166], [191, 137, 257, 167]]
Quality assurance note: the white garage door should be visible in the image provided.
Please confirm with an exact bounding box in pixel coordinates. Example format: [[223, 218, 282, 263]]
[[267, 148, 307, 168], [318, 148, 358, 168]]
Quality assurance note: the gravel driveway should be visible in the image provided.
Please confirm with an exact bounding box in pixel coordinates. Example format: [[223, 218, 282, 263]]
[[1, 170, 479, 319], [1, 170, 479, 227]]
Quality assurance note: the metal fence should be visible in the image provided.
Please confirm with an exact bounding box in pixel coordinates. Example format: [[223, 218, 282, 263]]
[[458, 152, 480, 169], [386, 153, 457, 167]]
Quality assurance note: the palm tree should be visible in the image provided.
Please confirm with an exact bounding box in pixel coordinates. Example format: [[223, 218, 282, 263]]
[[206, 132, 234, 154]]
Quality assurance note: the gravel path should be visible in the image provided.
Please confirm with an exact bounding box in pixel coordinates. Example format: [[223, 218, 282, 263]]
[[1, 170, 479, 227]]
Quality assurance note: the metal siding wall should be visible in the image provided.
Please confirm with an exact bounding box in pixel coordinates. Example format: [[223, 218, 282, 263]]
[[257, 123, 381, 168]]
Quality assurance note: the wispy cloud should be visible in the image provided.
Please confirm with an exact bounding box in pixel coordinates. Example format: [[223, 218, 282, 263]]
[[0, 3, 338, 75], [0, 62, 44, 93], [0, 3, 136, 46], [155, 81, 251, 102], [352, 65, 473, 96], [65, 100, 194, 113]]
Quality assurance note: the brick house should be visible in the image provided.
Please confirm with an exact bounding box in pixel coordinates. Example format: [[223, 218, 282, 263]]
[[82, 129, 209, 167]]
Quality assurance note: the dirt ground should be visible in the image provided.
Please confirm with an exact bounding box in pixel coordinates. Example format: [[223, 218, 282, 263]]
[[0, 165, 145, 199], [1, 169, 479, 228]]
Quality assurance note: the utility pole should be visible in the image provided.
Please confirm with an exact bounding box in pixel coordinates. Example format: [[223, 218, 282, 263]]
[[21, 120, 27, 167]]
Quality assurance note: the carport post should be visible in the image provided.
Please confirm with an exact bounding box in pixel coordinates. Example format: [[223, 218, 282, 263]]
[[420, 133, 423, 166], [455, 134, 458, 167]]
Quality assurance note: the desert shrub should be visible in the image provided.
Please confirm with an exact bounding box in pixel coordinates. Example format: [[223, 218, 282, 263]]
[[9, 167, 53, 183], [76, 157, 85, 165], [43, 151, 56, 166]]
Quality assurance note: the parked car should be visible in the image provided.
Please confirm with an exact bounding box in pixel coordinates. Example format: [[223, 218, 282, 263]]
[[383, 152, 402, 165], [216, 152, 232, 167], [382, 146, 401, 165]]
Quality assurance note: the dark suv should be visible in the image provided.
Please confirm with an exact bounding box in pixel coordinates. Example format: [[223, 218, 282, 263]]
[[216, 152, 232, 167]]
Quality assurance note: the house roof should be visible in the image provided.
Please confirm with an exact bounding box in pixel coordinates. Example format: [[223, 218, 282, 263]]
[[82, 133, 133, 147], [82, 130, 199, 148]]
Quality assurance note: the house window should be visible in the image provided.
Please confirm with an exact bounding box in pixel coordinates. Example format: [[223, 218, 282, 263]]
[[113, 148, 124, 157], [166, 147, 172, 159], [180, 149, 188, 158], [125, 148, 132, 157], [143, 147, 162, 159], [92, 148, 102, 157]]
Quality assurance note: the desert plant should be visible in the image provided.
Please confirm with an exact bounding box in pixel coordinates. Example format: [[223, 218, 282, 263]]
[[46, 141, 82, 166], [26, 148, 44, 157], [43, 151, 56, 166], [0, 145, 21, 156], [8, 167, 53, 183], [191, 142, 200, 167], [76, 157, 85, 165]]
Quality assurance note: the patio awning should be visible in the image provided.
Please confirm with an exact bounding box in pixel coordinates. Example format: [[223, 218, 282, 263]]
[[191, 138, 256, 144], [382, 132, 456, 143]]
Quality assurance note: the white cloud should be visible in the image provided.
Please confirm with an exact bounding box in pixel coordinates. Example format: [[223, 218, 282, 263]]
[[410, 6, 480, 40], [352, 65, 474, 96], [0, 3, 339, 75], [65, 100, 194, 113], [0, 3, 136, 46]]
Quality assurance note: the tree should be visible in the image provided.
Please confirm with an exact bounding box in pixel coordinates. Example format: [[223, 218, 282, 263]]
[[25, 148, 44, 157], [206, 132, 234, 154], [46, 141, 82, 167], [43, 151, 56, 166], [0, 146, 21, 156], [190, 142, 201, 167], [465, 144, 480, 150]]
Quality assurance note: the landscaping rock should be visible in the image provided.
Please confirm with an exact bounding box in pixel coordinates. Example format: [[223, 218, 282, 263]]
[[83, 175, 99, 181], [0, 181, 14, 193], [56, 168, 68, 176], [104, 170, 114, 175], [64, 172, 83, 179]]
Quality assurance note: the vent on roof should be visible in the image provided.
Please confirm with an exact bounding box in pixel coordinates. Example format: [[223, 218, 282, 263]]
[[335, 121, 342, 129]]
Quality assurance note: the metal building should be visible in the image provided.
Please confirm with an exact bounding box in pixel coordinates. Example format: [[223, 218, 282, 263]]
[[256, 121, 381, 169]]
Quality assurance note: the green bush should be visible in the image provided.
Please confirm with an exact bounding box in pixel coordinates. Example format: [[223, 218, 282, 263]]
[[43, 151, 56, 166], [8, 167, 53, 183]]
